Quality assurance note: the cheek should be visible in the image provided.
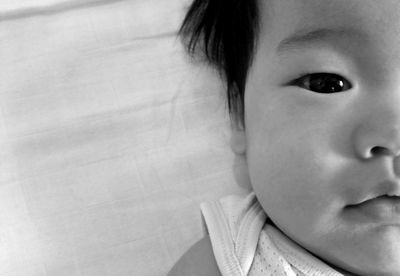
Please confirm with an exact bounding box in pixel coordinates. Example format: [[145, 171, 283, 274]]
[[247, 133, 343, 248], [244, 91, 345, 237], [247, 131, 328, 222]]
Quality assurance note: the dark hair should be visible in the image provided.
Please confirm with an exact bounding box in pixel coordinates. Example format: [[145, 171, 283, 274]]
[[179, 0, 259, 128]]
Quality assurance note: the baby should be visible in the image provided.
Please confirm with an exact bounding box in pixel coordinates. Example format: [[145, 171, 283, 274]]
[[169, 0, 400, 275]]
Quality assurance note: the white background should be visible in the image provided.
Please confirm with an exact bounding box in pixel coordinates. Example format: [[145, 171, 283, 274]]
[[0, 0, 249, 275]]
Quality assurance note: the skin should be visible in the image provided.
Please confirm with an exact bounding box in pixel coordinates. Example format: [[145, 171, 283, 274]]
[[231, 0, 400, 275]]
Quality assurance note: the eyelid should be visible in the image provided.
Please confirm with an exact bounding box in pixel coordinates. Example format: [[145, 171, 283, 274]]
[[289, 71, 345, 83]]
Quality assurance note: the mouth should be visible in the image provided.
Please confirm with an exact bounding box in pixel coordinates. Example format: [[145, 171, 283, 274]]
[[346, 195, 400, 223]]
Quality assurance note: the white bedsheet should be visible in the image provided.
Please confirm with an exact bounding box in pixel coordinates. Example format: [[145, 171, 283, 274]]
[[0, 0, 250, 275]]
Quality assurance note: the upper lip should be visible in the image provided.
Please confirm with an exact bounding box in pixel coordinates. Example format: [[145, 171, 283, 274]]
[[358, 195, 400, 207], [351, 179, 400, 206]]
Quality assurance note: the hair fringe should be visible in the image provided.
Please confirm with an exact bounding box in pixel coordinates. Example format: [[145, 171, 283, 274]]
[[179, 0, 259, 128]]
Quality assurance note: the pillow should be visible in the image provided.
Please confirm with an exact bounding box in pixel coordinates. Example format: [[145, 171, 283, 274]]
[[0, 0, 250, 275]]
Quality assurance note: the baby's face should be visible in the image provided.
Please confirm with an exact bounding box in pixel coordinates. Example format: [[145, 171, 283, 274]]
[[238, 0, 400, 274]]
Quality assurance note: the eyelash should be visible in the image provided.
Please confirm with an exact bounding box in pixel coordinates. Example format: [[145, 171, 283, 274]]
[[289, 73, 353, 94]]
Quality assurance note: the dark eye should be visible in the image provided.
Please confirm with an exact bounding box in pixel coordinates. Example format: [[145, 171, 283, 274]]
[[291, 73, 352, 93]]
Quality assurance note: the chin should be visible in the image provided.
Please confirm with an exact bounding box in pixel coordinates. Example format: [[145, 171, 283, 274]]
[[327, 253, 400, 276], [332, 228, 400, 276]]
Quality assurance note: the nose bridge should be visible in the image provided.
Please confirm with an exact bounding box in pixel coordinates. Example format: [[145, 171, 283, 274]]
[[353, 91, 400, 159]]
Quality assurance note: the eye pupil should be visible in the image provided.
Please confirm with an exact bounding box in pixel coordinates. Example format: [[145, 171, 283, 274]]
[[303, 73, 350, 93]]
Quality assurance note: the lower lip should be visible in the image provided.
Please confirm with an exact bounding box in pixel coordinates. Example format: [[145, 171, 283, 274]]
[[347, 196, 400, 223]]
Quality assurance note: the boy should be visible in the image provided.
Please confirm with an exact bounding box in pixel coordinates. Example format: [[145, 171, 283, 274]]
[[169, 0, 400, 275]]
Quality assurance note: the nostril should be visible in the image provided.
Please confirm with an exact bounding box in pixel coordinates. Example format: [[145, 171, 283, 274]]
[[370, 146, 391, 156]]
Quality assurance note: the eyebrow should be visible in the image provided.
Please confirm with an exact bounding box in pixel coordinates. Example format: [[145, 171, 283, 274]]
[[276, 27, 370, 55]]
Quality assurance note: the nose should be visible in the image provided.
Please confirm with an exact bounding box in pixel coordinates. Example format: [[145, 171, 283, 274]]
[[353, 109, 400, 165], [354, 120, 400, 177], [352, 71, 400, 176], [354, 126, 400, 159]]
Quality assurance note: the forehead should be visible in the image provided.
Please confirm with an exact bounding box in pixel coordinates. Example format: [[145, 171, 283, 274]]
[[256, 0, 400, 79], [259, 0, 400, 49]]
